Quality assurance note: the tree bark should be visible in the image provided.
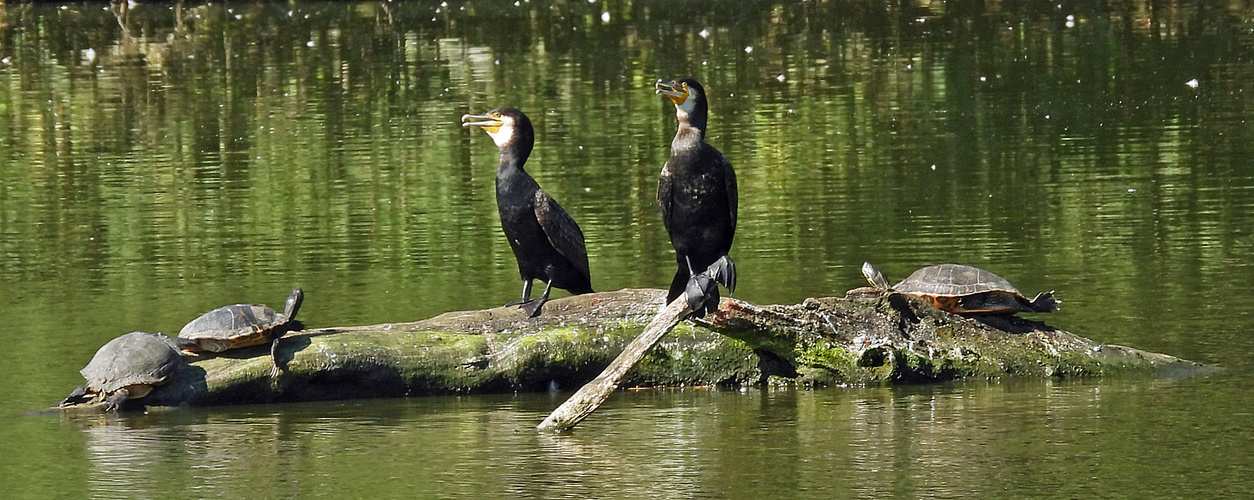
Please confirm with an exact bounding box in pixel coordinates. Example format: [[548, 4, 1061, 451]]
[[58, 288, 1205, 413]]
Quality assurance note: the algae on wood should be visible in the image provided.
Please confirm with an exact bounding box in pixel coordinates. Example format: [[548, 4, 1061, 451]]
[[59, 288, 1203, 411]]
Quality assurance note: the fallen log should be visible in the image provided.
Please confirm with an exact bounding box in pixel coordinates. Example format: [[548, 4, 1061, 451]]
[[537, 294, 692, 432], [58, 288, 1205, 412]]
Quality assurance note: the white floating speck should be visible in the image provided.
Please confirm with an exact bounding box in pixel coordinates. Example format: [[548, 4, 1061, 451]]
[[930, 164, 937, 171], [83, 48, 96, 62], [744, 46, 753, 54], [776, 74, 786, 82], [699, 28, 710, 39], [1065, 15, 1076, 28], [1186, 78, 1199, 88], [1128, 188, 1136, 193], [601, 11, 610, 23], [306, 40, 315, 48]]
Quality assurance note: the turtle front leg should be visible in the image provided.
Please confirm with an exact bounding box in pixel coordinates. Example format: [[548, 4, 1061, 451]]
[[103, 388, 133, 412], [268, 335, 288, 378]]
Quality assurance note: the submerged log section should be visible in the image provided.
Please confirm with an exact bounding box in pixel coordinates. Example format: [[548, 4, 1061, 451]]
[[81, 288, 1200, 410]]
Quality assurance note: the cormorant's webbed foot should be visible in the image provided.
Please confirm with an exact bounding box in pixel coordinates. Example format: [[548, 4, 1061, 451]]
[[683, 255, 736, 319], [507, 280, 534, 307], [708, 255, 736, 293], [519, 280, 554, 318], [684, 258, 719, 318]]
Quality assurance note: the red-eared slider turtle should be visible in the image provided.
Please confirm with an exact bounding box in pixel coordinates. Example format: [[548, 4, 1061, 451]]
[[178, 288, 303, 375], [60, 331, 185, 411], [862, 262, 1058, 314]]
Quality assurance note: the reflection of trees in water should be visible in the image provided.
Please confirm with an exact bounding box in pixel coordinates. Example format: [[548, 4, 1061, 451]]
[[80, 415, 186, 498], [78, 409, 302, 498], [61, 381, 1191, 497]]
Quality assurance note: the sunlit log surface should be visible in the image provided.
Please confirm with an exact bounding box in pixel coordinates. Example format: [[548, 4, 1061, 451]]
[[58, 288, 1204, 412]]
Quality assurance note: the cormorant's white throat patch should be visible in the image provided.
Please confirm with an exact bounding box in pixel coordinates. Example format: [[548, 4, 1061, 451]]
[[486, 119, 516, 148]]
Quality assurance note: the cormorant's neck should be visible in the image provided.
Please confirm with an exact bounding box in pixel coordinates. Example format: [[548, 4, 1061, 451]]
[[497, 138, 533, 175], [672, 120, 706, 151]]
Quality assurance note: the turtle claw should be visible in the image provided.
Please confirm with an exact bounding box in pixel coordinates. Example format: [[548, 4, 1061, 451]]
[[103, 389, 131, 412]]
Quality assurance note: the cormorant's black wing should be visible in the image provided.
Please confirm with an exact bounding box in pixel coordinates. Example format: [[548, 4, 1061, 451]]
[[656, 162, 675, 235], [533, 189, 591, 279], [721, 152, 738, 236]]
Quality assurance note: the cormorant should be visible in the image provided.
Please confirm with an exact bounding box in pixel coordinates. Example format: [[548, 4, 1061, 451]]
[[655, 77, 738, 317], [462, 107, 593, 317]]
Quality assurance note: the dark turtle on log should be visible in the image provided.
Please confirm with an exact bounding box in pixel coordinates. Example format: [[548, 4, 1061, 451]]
[[178, 288, 303, 375], [862, 262, 1058, 314], [60, 331, 186, 411]]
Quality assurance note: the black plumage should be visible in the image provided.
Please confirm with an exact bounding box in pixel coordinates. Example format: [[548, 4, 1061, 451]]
[[655, 78, 738, 317], [462, 107, 593, 317]]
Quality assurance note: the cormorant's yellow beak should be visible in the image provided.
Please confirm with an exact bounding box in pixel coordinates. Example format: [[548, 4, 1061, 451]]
[[461, 112, 503, 134], [655, 80, 689, 106]]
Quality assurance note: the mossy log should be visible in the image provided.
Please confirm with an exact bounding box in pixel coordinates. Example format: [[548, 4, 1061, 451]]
[[62, 288, 1203, 412]]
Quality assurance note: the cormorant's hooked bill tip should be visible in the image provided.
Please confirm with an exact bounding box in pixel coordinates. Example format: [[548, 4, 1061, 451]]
[[655, 79, 689, 104], [461, 112, 503, 132]]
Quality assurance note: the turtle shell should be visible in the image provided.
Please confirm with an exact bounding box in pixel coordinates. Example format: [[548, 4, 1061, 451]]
[[894, 264, 1022, 297], [80, 331, 182, 393], [178, 288, 303, 352], [178, 303, 289, 351], [892, 264, 1058, 314]]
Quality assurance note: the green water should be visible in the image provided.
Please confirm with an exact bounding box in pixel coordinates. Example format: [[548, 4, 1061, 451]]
[[1, 1, 1253, 497]]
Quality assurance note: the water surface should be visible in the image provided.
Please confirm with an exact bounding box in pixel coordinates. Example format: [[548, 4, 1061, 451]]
[[1, 1, 1253, 498]]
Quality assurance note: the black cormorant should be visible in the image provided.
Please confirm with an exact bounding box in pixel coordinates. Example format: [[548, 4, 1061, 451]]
[[462, 107, 593, 318], [655, 77, 737, 317]]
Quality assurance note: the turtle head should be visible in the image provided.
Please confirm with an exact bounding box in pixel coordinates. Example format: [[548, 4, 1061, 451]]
[[862, 262, 892, 290], [284, 288, 304, 320]]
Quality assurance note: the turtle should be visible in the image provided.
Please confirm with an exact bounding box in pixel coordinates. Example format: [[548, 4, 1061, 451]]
[[60, 331, 186, 411], [178, 287, 303, 375], [862, 262, 1059, 314]]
